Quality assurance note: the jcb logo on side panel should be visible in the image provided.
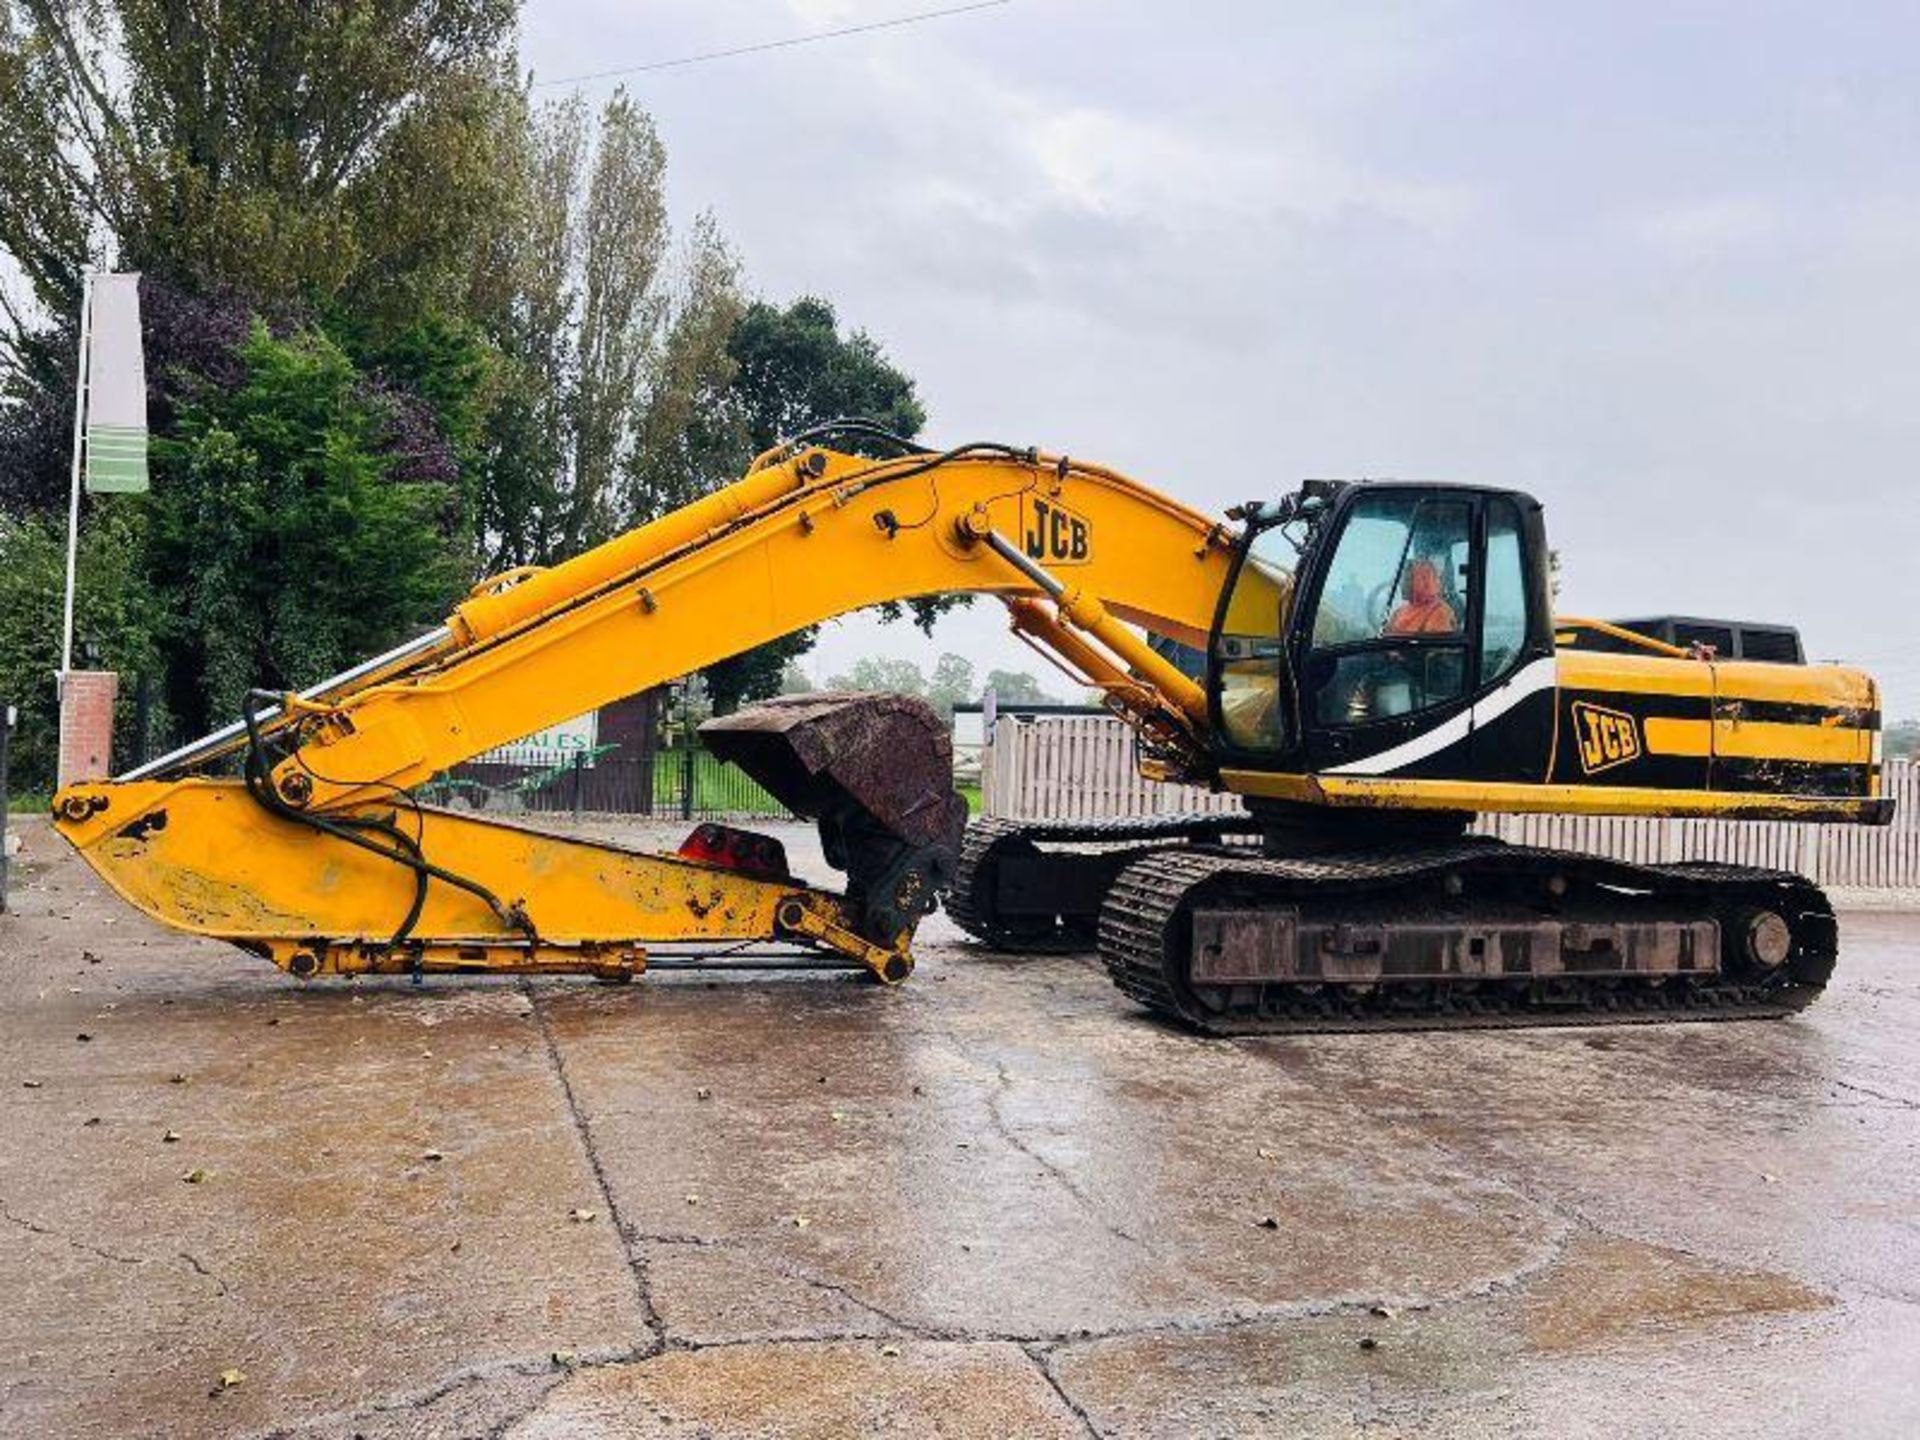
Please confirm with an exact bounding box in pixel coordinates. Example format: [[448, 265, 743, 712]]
[[1022, 496, 1092, 565], [1571, 701, 1642, 774]]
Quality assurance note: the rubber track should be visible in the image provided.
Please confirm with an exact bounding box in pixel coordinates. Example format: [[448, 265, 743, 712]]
[[1098, 844, 1836, 1035], [945, 813, 1263, 950]]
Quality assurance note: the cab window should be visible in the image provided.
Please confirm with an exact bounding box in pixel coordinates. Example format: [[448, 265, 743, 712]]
[[1213, 524, 1298, 750], [1307, 494, 1471, 725], [1481, 498, 1528, 682]]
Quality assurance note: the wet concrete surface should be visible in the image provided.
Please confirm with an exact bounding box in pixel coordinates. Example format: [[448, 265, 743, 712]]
[[1, 814, 1917, 1437]]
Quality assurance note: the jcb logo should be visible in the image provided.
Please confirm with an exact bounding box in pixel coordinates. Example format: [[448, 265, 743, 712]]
[[1022, 495, 1092, 565], [1572, 701, 1642, 775]]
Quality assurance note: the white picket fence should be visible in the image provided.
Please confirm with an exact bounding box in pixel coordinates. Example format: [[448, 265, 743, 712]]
[[980, 714, 1920, 891]]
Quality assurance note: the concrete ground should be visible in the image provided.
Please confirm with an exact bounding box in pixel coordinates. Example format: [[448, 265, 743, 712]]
[[2, 813, 1918, 1439]]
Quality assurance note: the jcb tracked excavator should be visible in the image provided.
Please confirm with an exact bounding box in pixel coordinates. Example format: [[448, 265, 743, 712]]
[[50, 422, 1890, 1033]]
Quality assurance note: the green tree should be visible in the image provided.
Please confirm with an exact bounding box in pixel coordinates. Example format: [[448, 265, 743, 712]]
[[475, 92, 741, 567], [825, 657, 928, 696], [0, 0, 519, 337], [984, 669, 1060, 706], [146, 321, 463, 733], [700, 297, 954, 714], [926, 652, 976, 718], [0, 505, 160, 791]]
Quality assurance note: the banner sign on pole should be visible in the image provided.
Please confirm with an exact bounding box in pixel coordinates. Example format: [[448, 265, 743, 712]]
[[83, 273, 147, 494]]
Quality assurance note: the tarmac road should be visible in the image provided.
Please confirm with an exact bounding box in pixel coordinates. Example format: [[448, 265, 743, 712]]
[[1, 814, 1916, 1438]]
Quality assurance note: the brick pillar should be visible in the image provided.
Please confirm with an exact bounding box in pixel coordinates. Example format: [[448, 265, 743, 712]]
[[58, 670, 119, 789]]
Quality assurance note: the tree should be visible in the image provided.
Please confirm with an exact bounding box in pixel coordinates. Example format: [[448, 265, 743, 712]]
[[725, 298, 923, 450], [700, 297, 954, 714], [984, 669, 1060, 706], [473, 92, 743, 568], [145, 320, 463, 733], [0, 504, 160, 791], [825, 657, 927, 696], [0, 0, 519, 337], [926, 652, 976, 717]]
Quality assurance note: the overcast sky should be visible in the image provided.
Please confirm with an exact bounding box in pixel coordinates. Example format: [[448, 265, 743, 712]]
[[523, 1, 1920, 714]]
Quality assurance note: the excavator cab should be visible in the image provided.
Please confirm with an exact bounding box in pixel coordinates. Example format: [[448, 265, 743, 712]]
[[1208, 481, 1556, 789]]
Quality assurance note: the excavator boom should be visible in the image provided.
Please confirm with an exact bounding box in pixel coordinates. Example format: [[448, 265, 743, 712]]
[[50, 434, 1235, 981]]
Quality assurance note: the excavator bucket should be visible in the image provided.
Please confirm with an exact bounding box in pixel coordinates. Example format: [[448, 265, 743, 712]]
[[700, 693, 967, 945]]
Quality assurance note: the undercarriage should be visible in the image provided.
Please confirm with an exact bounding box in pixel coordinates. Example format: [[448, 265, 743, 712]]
[[948, 815, 1835, 1033]]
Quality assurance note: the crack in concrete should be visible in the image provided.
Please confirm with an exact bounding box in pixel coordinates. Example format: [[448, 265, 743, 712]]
[[986, 1062, 1150, 1252], [178, 1250, 232, 1296], [637, 1230, 931, 1338], [528, 984, 667, 1355], [1022, 1342, 1103, 1437], [1830, 1076, 1920, 1111], [255, 1347, 640, 1440], [1, 1198, 146, 1267]]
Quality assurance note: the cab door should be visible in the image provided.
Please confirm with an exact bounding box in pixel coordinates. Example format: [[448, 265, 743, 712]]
[[1291, 488, 1555, 782], [1294, 489, 1478, 776]]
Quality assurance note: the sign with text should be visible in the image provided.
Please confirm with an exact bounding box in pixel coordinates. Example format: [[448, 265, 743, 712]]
[[478, 711, 600, 768]]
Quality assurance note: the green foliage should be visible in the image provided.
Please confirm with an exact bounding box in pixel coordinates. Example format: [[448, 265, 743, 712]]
[[0, 5, 946, 757], [702, 297, 948, 713], [726, 298, 925, 450], [816, 653, 979, 717], [984, 669, 1061, 706], [0, 0, 519, 327], [0, 507, 162, 791], [928, 653, 977, 717], [145, 322, 462, 732], [826, 656, 930, 697]]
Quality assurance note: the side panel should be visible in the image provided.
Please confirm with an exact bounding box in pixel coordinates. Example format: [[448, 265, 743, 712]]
[[1711, 660, 1880, 798], [1550, 652, 1713, 791]]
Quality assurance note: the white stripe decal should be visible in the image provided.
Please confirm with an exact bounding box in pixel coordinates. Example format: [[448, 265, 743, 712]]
[[1325, 656, 1559, 776]]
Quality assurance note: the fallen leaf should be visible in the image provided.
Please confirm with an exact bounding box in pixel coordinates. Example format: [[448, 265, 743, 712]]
[[162, 1129, 182, 1144], [182, 1168, 214, 1184], [214, 1368, 246, 1391], [569, 1208, 598, 1223], [1257, 1147, 1278, 1160]]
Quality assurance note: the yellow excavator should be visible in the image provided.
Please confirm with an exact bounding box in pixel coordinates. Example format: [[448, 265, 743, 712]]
[[50, 422, 1889, 1032]]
